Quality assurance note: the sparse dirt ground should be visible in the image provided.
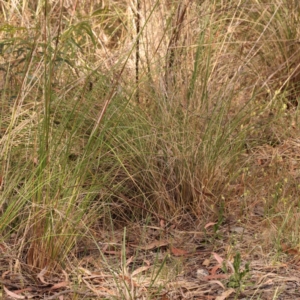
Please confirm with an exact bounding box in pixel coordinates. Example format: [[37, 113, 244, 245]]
[[2, 218, 300, 299]]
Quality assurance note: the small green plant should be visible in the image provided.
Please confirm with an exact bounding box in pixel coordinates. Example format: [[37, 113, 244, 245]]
[[227, 252, 250, 290]]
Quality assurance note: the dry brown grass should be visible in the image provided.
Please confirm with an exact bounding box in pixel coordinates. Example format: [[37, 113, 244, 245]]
[[0, 0, 300, 299]]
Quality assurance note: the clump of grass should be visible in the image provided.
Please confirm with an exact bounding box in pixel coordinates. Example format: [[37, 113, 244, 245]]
[[0, 0, 300, 298]]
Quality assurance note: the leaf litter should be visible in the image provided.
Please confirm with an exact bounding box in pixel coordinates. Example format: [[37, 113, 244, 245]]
[[1, 219, 300, 299]]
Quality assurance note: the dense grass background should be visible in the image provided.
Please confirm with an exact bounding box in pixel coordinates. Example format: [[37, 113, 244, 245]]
[[0, 0, 300, 298]]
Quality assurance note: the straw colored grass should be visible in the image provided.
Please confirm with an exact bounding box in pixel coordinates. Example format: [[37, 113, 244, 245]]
[[0, 0, 300, 298]]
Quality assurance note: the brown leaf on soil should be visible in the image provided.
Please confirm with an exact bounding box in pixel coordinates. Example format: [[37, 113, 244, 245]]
[[170, 246, 188, 257], [205, 222, 217, 229], [213, 252, 224, 264], [160, 293, 170, 300], [160, 219, 165, 228], [131, 265, 151, 277], [3, 286, 27, 299], [281, 243, 300, 256], [132, 240, 169, 250], [2, 270, 9, 279], [49, 281, 68, 290], [37, 267, 49, 284], [215, 288, 235, 300], [126, 256, 134, 267], [211, 264, 222, 276], [103, 246, 131, 256], [0, 243, 8, 253]]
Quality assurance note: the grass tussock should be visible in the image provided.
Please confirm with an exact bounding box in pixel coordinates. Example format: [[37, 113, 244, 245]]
[[0, 0, 300, 298]]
